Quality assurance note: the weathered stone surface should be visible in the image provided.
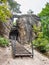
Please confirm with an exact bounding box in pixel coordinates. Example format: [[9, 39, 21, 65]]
[[9, 14, 41, 44], [16, 14, 41, 44], [0, 18, 12, 38]]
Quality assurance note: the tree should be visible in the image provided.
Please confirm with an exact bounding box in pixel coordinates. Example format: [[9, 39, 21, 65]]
[[0, 0, 12, 22], [0, 0, 21, 22], [39, 3, 49, 17], [27, 9, 33, 14], [7, 0, 21, 13], [32, 3, 49, 52], [38, 3, 49, 39]]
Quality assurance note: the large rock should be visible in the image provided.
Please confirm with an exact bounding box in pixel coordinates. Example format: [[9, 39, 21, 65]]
[[0, 17, 12, 38], [16, 14, 41, 44]]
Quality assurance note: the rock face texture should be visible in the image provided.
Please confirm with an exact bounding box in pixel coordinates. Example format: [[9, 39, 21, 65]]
[[0, 18, 12, 38], [16, 14, 41, 44], [9, 14, 41, 44]]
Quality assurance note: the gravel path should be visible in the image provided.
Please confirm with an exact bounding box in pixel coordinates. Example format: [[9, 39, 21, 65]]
[[0, 46, 49, 65]]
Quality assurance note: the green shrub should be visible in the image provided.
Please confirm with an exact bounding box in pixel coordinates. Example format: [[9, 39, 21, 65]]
[[33, 25, 41, 33], [0, 36, 9, 47], [33, 25, 49, 53], [0, 0, 12, 22], [37, 3, 49, 52], [33, 35, 49, 53]]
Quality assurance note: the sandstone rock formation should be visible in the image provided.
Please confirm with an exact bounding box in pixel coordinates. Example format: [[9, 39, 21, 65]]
[[0, 17, 12, 38], [16, 14, 41, 44]]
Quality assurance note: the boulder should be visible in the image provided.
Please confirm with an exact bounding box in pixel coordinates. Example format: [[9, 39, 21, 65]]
[[16, 14, 41, 44]]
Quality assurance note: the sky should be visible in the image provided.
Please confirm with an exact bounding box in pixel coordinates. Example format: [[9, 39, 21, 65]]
[[15, 0, 49, 14]]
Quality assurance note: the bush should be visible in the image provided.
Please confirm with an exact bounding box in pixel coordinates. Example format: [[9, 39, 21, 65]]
[[32, 25, 49, 53], [0, 0, 12, 22], [0, 36, 9, 47], [33, 34, 49, 53]]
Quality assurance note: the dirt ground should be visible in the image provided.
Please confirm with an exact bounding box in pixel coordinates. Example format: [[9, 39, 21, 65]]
[[0, 45, 49, 65]]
